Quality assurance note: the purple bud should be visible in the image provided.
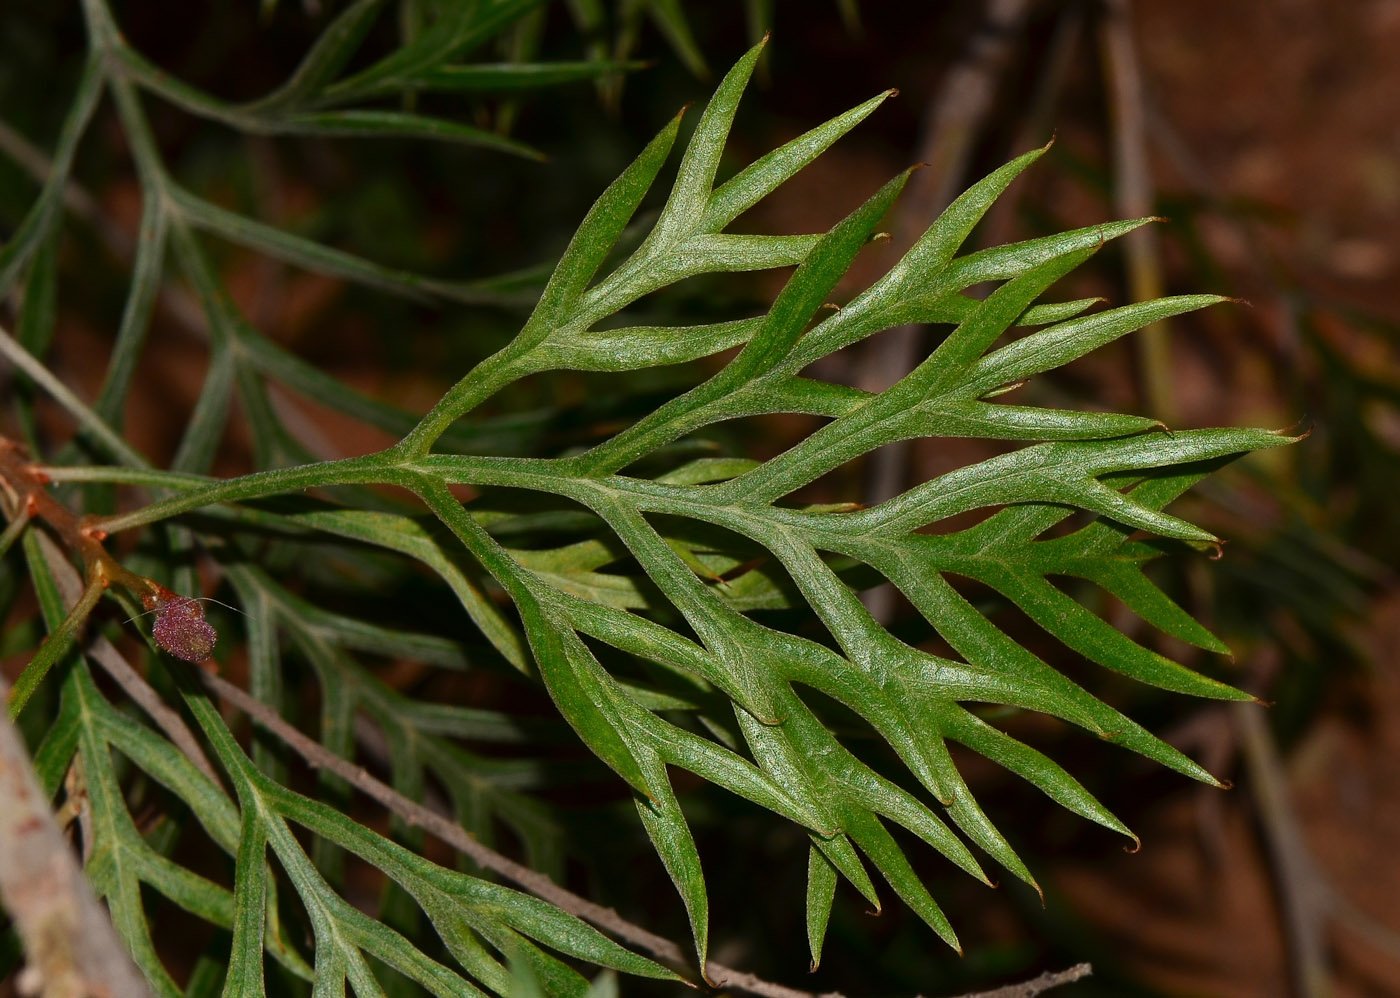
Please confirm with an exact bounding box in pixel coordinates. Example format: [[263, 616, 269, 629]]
[[153, 597, 218, 662]]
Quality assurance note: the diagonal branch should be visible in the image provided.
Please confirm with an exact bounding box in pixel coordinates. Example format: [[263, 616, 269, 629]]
[[940, 963, 1092, 998], [1099, 0, 1174, 422]]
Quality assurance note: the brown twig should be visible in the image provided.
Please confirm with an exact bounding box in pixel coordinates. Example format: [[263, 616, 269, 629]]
[[0, 118, 129, 258], [63, 757, 94, 867], [979, 3, 1084, 248], [1098, 0, 1175, 423], [939, 963, 1092, 998], [0, 677, 155, 998], [0, 437, 159, 605], [1235, 694, 1331, 998], [1231, 643, 1400, 993]]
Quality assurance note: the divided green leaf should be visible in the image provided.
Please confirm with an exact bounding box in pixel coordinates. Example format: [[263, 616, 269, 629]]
[[1, 17, 1296, 995]]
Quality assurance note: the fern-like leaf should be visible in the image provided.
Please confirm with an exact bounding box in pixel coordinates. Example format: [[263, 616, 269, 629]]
[[36, 41, 1296, 970], [2, 22, 1297, 991]]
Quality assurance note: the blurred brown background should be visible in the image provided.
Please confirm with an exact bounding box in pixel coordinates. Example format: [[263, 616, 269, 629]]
[[3, 1, 1400, 996]]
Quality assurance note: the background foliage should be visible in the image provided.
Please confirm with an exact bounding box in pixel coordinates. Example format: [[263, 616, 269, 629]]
[[3, 3, 1399, 998]]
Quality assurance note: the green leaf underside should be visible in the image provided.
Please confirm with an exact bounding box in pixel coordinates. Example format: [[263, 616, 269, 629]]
[[5, 28, 1299, 996]]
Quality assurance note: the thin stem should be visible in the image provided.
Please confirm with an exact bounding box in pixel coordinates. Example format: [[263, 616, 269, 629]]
[[0, 437, 154, 598], [35, 465, 214, 488], [7, 567, 105, 719], [0, 323, 149, 467], [1235, 700, 1331, 997], [390, 346, 541, 459], [1099, 0, 1175, 423], [91, 453, 394, 534], [943, 964, 1092, 998], [0, 508, 30, 561], [0, 53, 105, 293]]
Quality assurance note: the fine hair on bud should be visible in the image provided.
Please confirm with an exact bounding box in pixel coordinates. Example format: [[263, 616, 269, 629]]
[[153, 596, 218, 662]]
